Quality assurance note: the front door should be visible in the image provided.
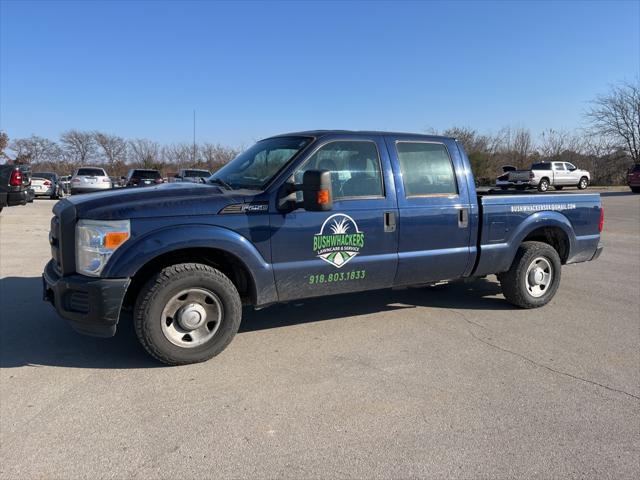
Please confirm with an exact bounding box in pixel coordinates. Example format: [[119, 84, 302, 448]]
[[385, 136, 473, 285], [270, 136, 399, 302]]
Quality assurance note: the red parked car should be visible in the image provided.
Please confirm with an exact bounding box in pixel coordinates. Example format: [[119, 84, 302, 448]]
[[628, 164, 640, 193]]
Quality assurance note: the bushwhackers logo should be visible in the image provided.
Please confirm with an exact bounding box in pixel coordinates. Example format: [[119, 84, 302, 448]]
[[313, 214, 365, 268]]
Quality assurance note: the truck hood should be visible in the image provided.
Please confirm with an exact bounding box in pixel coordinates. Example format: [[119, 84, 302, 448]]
[[66, 182, 254, 220]]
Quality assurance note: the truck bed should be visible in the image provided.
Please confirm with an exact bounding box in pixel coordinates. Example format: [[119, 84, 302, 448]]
[[472, 191, 602, 277]]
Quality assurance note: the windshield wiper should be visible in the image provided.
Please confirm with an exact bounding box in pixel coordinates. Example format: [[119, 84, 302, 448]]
[[209, 178, 233, 190]]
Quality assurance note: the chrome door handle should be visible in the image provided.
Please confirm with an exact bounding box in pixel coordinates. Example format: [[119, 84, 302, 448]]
[[384, 211, 396, 233], [458, 208, 469, 228]]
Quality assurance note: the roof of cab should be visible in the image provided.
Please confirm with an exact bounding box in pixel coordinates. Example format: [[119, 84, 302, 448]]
[[264, 130, 455, 141]]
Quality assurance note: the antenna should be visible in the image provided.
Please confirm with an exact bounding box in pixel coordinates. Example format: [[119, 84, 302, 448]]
[[193, 109, 196, 163]]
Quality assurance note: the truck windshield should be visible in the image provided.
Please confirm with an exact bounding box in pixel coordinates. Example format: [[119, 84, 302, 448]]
[[208, 136, 312, 190]]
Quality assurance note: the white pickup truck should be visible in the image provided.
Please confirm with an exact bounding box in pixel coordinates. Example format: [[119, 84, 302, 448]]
[[496, 161, 591, 192]]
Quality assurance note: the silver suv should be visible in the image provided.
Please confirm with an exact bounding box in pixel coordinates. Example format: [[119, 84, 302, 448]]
[[70, 167, 112, 194]]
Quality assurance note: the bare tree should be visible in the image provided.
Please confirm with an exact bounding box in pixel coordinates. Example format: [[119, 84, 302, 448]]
[[0, 132, 10, 162], [94, 132, 127, 166], [162, 143, 193, 168], [538, 129, 580, 159], [129, 139, 160, 168], [200, 143, 237, 171], [9, 135, 62, 163], [60, 130, 97, 164], [585, 80, 640, 162], [512, 128, 533, 166]]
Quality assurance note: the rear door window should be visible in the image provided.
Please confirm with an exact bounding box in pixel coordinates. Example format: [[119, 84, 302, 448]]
[[395, 142, 457, 196]]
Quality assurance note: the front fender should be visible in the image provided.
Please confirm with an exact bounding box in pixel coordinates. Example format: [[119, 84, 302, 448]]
[[102, 224, 277, 306], [474, 211, 577, 276]]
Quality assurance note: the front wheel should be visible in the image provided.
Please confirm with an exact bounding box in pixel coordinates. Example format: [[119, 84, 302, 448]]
[[578, 177, 589, 189], [537, 179, 550, 192], [134, 263, 242, 365], [498, 241, 561, 308]]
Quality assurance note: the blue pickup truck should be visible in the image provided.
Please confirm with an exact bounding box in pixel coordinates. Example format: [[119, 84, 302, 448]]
[[43, 131, 603, 365]]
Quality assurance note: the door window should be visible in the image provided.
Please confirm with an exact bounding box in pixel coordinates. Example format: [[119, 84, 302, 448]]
[[295, 141, 384, 200], [564, 163, 576, 171], [553, 163, 566, 171], [395, 142, 457, 196]]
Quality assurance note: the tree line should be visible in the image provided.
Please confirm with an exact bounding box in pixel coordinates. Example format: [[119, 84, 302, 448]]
[[0, 130, 239, 178], [0, 81, 637, 184]]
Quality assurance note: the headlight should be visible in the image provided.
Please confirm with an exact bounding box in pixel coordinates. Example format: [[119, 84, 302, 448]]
[[75, 219, 130, 276]]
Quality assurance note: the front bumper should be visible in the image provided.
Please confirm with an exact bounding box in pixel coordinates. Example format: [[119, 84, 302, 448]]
[[42, 260, 130, 337]]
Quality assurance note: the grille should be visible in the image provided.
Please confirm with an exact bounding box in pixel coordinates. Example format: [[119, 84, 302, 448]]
[[66, 291, 89, 313]]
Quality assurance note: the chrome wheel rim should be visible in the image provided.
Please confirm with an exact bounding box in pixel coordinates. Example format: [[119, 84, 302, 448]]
[[161, 288, 223, 348], [580, 179, 587, 188], [540, 181, 548, 191], [525, 257, 553, 298]]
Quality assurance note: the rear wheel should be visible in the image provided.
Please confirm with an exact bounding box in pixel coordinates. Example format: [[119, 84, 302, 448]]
[[134, 263, 242, 365], [537, 178, 550, 192], [578, 177, 589, 189], [498, 241, 561, 308]]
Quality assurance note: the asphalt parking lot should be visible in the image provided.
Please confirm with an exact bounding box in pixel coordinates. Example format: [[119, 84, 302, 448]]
[[1, 189, 639, 479]]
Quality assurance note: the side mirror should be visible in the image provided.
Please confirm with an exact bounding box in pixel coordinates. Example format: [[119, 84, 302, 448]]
[[302, 170, 333, 211]]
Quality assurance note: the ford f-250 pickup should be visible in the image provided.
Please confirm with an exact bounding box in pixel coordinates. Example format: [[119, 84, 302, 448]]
[[43, 131, 604, 365]]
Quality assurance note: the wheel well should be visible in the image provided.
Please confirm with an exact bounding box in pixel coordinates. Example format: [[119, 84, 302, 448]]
[[122, 247, 257, 310], [522, 227, 570, 263], [540, 177, 550, 183]]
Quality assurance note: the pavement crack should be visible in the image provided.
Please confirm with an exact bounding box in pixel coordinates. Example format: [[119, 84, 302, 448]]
[[450, 309, 640, 402]]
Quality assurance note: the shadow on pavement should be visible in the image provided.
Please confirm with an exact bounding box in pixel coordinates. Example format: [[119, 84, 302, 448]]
[[0, 275, 510, 369]]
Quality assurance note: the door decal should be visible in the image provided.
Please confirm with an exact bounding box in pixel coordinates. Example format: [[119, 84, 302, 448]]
[[313, 213, 365, 268]]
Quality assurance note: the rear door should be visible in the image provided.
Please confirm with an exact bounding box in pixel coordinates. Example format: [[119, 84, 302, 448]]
[[270, 135, 399, 301], [384, 136, 473, 285]]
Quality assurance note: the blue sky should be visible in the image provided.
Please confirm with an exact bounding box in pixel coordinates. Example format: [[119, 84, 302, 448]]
[[1, 0, 638, 147]]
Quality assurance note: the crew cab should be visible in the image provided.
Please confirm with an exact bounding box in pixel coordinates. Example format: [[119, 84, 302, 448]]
[[497, 161, 591, 192], [43, 131, 604, 365]]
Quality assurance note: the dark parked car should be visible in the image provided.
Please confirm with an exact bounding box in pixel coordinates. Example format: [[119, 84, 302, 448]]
[[125, 169, 164, 187], [0, 164, 30, 212], [627, 164, 640, 193]]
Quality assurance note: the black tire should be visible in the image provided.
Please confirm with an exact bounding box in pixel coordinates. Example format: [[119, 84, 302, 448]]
[[631, 187, 640, 193], [134, 263, 242, 365], [537, 178, 550, 192], [554, 185, 563, 190], [498, 241, 561, 308], [578, 177, 588, 190]]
